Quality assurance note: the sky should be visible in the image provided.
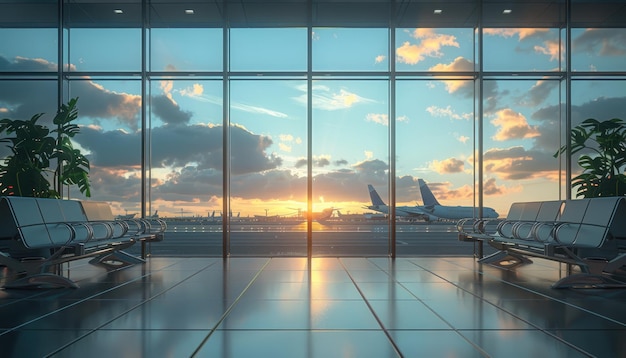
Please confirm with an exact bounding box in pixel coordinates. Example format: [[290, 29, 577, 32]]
[[1, 26, 625, 219]]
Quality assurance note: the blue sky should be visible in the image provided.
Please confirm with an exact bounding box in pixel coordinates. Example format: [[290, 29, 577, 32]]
[[1, 27, 625, 218]]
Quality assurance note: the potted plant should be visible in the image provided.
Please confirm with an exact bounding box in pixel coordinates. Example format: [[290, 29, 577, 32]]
[[0, 97, 91, 198], [555, 117, 626, 198]]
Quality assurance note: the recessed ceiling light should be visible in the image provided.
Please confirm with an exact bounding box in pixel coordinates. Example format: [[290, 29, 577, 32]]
[[114, 9, 123, 14], [185, 9, 194, 15], [434, 9, 443, 14], [503, 9, 512, 14]]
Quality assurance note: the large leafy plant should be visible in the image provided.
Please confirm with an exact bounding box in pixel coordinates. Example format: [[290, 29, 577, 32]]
[[0, 98, 91, 198], [555, 118, 626, 198]]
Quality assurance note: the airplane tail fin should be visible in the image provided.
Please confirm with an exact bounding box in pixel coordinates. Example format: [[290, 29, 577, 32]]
[[368, 184, 386, 206], [418, 179, 441, 207]]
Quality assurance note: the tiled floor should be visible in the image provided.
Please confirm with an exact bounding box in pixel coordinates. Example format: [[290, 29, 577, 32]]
[[1, 256, 625, 357]]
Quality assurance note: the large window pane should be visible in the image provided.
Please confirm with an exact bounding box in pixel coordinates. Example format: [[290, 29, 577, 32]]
[[313, 28, 388, 72], [147, 78, 224, 256], [68, 78, 142, 218], [229, 79, 307, 256], [149, 28, 223, 72], [569, 80, 626, 197], [312, 79, 389, 256], [230, 28, 307, 72], [68, 29, 141, 72], [0, 80, 58, 194], [0, 29, 58, 72], [395, 28, 474, 72], [572, 28, 626, 72], [395, 79, 475, 254], [482, 79, 563, 215], [483, 28, 563, 72]]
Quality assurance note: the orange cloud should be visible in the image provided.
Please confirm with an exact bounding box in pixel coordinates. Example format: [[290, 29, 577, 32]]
[[491, 109, 540, 141], [534, 39, 563, 61], [396, 29, 459, 65], [430, 158, 465, 174]]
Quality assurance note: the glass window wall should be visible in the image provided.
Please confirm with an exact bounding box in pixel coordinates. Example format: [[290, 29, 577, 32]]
[[1, 0, 624, 257]]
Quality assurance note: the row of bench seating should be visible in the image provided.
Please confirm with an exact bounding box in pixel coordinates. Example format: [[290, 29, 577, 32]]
[[457, 197, 626, 288], [0, 196, 166, 288]]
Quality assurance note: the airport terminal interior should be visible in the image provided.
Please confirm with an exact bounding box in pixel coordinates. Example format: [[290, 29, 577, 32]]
[[1, 0, 626, 357]]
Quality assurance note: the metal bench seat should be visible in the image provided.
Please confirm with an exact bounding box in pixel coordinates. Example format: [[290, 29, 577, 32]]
[[0, 196, 164, 288], [457, 197, 626, 288]]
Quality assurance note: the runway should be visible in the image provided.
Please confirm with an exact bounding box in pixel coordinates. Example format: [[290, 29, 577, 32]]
[[129, 222, 495, 257]]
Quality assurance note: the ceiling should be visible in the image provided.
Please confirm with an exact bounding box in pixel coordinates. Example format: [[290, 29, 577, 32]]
[[0, 1, 625, 28]]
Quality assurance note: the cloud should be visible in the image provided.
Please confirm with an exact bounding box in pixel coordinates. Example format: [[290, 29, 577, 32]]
[[483, 177, 504, 196], [0, 56, 58, 72], [491, 109, 540, 141], [429, 56, 474, 72], [294, 156, 332, 169], [483, 146, 559, 181], [311, 88, 375, 111], [397, 29, 459, 65], [521, 80, 559, 107], [375, 55, 386, 64], [531, 95, 626, 153], [151, 94, 193, 126], [77, 122, 282, 175], [534, 39, 563, 62], [353, 159, 388, 177], [483, 28, 550, 41], [230, 101, 288, 118], [0, 56, 145, 129], [484, 29, 561, 62], [429, 158, 465, 174], [573, 28, 626, 56], [180, 83, 204, 97], [278, 142, 291, 152], [426, 105, 472, 121], [366, 113, 388, 125]]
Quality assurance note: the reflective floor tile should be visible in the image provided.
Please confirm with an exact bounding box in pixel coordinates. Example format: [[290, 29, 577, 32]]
[[546, 329, 626, 357], [219, 300, 311, 330], [0, 329, 92, 357], [309, 270, 353, 283], [307, 282, 362, 300], [20, 299, 142, 330], [307, 300, 382, 329], [197, 330, 400, 358], [459, 330, 591, 358], [55, 329, 210, 358], [310, 257, 344, 270], [254, 270, 310, 283], [422, 297, 535, 330], [264, 258, 310, 270], [367, 300, 450, 329], [220, 299, 381, 330], [401, 282, 469, 300], [347, 270, 395, 283], [389, 330, 486, 357], [339, 258, 383, 270], [103, 298, 230, 330], [243, 281, 310, 300], [353, 282, 416, 300], [386, 269, 446, 283], [495, 298, 626, 330]]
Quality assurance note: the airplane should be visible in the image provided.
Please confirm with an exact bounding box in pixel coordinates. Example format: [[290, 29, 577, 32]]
[[366, 179, 499, 221]]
